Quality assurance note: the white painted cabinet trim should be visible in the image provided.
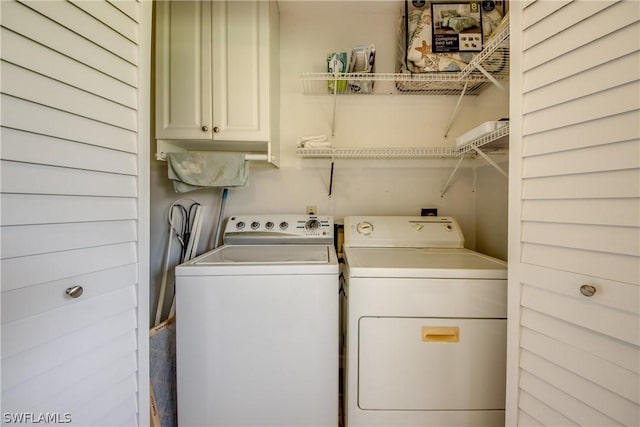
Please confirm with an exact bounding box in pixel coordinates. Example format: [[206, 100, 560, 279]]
[[506, 2, 524, 425], [136, 1, 152, 425]]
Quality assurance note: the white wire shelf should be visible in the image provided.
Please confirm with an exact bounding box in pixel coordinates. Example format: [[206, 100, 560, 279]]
[[296, 124, 509, 160], [296, 146, 457, 159], [457, 123, 509, 155], [300, 17, 509, 96], [299, 72, 504, 96]]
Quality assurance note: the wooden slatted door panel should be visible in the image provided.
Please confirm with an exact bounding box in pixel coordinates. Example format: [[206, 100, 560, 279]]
[[0, 28, 137, 109], [0, 127, 137, 174], [2, 221, 137, 259], [0, 0, 138, 86], [107, 0, 139, 22], [3, 329, 136, 407], [2, 264, 138, 324], [1, 194, 137, 226], [1, 95, 137, 153], [69, 0, 140, 44], [0, 0, 148, 425], [17, 1, 139, 65], [509, 1, 640, 426], [2, 243, 137, 292], [1, 62, 137, 130], [1, 161, 137, 196]]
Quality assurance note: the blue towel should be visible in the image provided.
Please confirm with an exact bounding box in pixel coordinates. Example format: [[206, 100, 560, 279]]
[[166, 152, 249, 193]]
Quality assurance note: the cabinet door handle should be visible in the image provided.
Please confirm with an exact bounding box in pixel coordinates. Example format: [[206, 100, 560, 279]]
[[213, 126, 219, 133], [201, 125, 208, 132], [65, 286, 84, 299], [579, 284, 597, 297]]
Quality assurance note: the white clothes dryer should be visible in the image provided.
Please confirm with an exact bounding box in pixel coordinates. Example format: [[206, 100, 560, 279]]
[[342, 216, 507, 427], [175, 214, 339, 427]]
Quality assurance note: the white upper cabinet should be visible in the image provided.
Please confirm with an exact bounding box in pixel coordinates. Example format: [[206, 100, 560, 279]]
[[155, 0, 279, 160]]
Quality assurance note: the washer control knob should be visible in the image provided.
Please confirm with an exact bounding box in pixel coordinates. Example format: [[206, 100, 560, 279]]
[[305, 219, 320, 230], [251, 221, 260, 230], [236, 221, 245, 230], [279, 221, 289, 230], [356, 222, 373, 235]]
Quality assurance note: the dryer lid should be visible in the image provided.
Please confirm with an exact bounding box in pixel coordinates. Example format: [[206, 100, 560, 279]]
[[344, 247, 507, 279]]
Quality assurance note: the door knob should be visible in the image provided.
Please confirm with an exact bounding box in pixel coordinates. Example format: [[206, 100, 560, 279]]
[[201, 125, 208, 132], [213, 126, 219, 133], [65, 286, 84, 299], [579, 284, 597, 297]]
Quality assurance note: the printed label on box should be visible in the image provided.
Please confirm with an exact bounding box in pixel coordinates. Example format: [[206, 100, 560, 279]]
[[431, 1, 483, 53]]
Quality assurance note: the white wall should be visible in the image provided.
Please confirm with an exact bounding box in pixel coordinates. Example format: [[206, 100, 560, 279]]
[[150, 0, 510, 320], [475, 157, 509, 260]]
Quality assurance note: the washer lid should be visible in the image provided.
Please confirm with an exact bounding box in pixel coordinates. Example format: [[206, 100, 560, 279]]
[[193, 245, 331, 264], [345, 247, 507, 279], [176, 244, 339, 276]]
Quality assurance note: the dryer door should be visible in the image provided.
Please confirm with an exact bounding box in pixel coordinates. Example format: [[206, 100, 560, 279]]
[[358, 317, 506, 410]]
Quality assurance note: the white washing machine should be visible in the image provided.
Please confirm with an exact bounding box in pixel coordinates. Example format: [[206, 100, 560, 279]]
[[342, 216, 508, 427], [175, 214, 339, 427]]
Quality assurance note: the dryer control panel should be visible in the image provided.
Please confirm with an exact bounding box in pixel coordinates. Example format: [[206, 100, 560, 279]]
[[224, 214, 334, 245], [343, 216, 464, 249]]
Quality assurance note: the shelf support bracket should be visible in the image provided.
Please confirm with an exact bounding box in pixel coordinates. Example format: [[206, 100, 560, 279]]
[[330, 75, 340, 137], [473, 63, 505, 90], [443, 79, 469, 138], [440, 154, 465, 197], [473, 146, 508, 177]]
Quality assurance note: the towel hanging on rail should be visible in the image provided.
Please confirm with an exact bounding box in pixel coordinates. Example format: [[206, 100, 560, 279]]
[[167, 152, 249, 193]]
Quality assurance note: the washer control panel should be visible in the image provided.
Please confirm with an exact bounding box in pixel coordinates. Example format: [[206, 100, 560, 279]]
[[224, 214, 334, 245]]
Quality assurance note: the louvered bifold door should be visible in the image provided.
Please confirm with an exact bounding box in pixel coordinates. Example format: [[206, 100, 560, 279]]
[[0, 1, 149, 425], [508, 1, 640, 426]]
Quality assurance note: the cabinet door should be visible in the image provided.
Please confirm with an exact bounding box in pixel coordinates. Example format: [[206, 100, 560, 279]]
[[508, 1, 640, 426], [211, 0, 270, 142], [155, 1, 213, 140]]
